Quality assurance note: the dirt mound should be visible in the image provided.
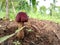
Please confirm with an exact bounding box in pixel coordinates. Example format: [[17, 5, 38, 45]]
[[0, 18, 60, 45], [22, 18, 60, 45]]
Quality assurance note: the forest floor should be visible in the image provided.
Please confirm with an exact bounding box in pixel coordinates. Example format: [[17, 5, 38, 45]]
[[0, 18, 60, 45]]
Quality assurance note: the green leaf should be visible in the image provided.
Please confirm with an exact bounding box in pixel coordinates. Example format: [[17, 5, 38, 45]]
[[13, 41, 21, 45], [0, 33, 15, 43], [27, 29, 33, 32], [0, 26, 25, 43]]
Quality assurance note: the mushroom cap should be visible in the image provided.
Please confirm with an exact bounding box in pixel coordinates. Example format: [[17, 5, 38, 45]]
[[16, 12, 28, 23]]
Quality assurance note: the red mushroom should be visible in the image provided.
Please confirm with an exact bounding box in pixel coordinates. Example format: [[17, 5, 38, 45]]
[[16, 12, 28, 23], [15, 12, 28, 39]]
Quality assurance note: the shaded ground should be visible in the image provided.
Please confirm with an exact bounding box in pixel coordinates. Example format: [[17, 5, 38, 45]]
[[0, 18, 60, 45]]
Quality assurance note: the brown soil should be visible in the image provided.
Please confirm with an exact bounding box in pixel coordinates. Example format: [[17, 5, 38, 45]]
[[0, 18, 60, 45]]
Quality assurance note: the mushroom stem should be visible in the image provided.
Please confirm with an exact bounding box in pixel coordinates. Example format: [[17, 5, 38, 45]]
[[16, 22, 24, 39], [18, 22, 24, 28]]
